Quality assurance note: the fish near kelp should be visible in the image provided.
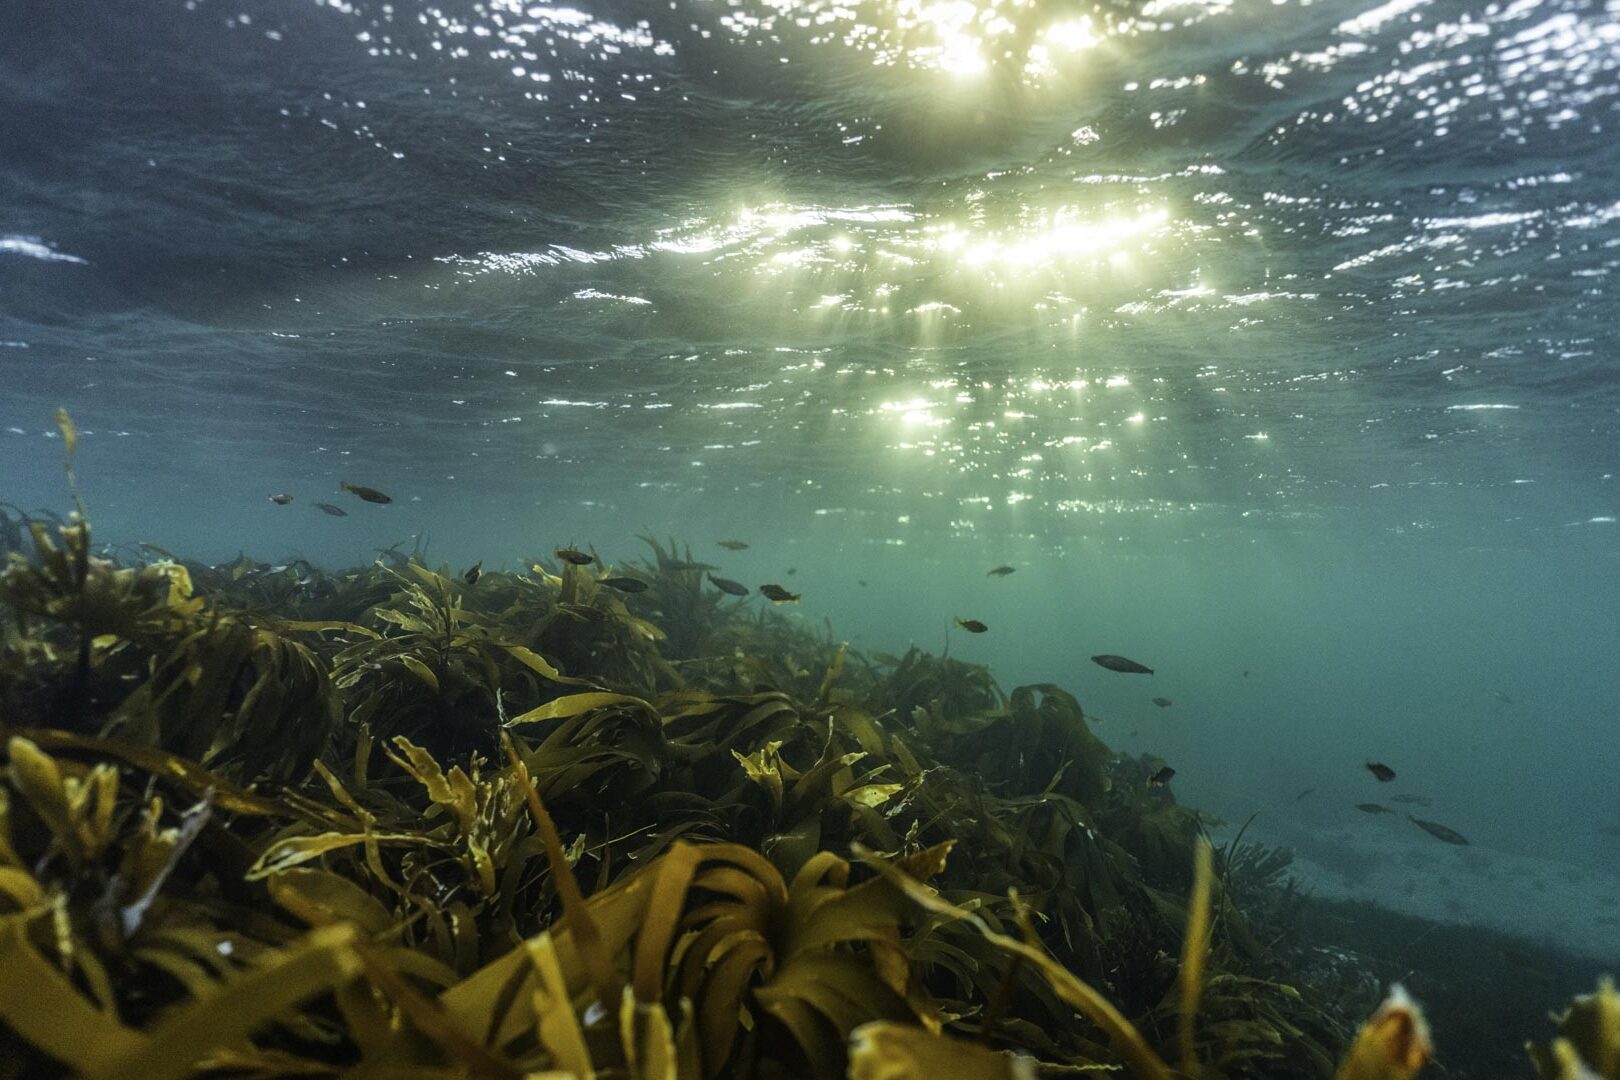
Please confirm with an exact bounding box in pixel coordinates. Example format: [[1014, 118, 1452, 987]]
[[1093, 654, 1154, 675], [954, 618, 988, 633], [463, 562, 482, 586], [555, 547, 595, 566], [716, 540, 749, 551], [599, 576, 648, 593], [707, 574, 749, 596], [1148, 765, 1176, 787], [759, 584, 799, 603], [1366, 762, 1397, 782], [340, 481, 392, 504], [1408, 815, 1469, 845]]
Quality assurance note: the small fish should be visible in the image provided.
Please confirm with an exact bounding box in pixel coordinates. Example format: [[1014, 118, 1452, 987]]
[[1492, 689, 1514, 705], [1147, 765, 1176, 787], [716, 540, 749, 551], [1092, 655, 1154, 675], [987, 565, 1016, 577], [662, 559, 718, 572], [463, 562, 482, 586], [1295, 787, 1316, 801], [1151, 696, 1172, 707], [1242, 669, 1250, 678], [340, 481, 392, 504], [858, 579, 868, 587], [759, 584, 800, 603], [600, 576, 649, 594], [955, 618, 988, 633], [314, 502, 348, 517], [1599, 824, 1620, 838], [707, 574, 749, 596], [1365, 762, 1397, 782], [1408, 815, 1469, 845], [268, 493, 293, 506], [555, 547, 595, 566], [1356, 803, 1394, 815], [785, 567, 797, 576], [1390, 794, 1432, 806]]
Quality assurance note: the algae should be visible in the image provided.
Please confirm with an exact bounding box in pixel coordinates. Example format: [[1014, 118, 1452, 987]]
[[0, 438, 1610, 1078]]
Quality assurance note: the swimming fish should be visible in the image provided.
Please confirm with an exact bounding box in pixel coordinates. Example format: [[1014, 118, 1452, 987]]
[[716, 540, 749, 551], [314, 502, 348, 517], [1152, 697, 1172, 707], [1148, 765, 1176, 787], [662, 559, 718, 572], [707, 574, 749, 596], [759, 584, 800, 603], [1408, 815, 1469, 845], [1295, 787, 1316, 801], [463, 562, 482, 586], [858, 579, 868, 587], [340, 481, 392, 504], [268, 493, 293, 505], [1390, 794, 1432, 806], [555, 547, 595, 566], [785, 567, 797, 576], [1365, 762, 1397, 782], [987, 565, 1016, 577], [955, 618, 988, 633], [599, 576, 649, 593], [1356, 803, 1394, 815], [1492, 689, 1514, 705], [1092, 655, 1154, 675]]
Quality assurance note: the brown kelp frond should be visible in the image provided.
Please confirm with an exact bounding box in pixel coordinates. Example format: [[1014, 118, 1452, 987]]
[[1528, 977, 1619, 1080]]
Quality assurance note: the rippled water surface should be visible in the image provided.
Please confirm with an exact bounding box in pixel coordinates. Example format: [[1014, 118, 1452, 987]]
[[3, 0, 1618, 947]]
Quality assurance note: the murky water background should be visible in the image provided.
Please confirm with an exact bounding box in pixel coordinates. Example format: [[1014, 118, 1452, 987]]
[[2, 0, 1618, 952]]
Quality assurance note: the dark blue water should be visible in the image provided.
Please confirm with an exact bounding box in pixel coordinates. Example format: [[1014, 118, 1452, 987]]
[[3, 0, 1618, 949]]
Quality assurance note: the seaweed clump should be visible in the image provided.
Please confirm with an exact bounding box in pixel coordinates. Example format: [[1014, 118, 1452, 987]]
[[0, 502, 1607, 1078]]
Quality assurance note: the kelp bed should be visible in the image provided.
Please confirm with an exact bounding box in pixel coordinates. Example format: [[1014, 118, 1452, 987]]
[[0, 500, 1615, 1080]]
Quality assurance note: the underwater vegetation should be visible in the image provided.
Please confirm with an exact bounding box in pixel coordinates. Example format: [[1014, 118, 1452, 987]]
[[0, 479, 1613, 1077]]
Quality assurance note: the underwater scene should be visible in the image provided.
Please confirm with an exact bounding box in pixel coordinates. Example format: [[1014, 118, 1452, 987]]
[[2, 0, 1618, 1076]]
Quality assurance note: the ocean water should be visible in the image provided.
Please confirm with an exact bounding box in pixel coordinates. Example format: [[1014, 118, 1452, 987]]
[[2, 0, 1618, 963]]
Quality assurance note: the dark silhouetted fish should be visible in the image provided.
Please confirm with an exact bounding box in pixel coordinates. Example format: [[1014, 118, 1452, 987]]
[[1356, 803, 1394, 815], [1295, 787, 1315, 801], [269, 493, 293, 505], [987, 565, 1015, 577], [759, 584, 800, 603], [1390, 794, 1432, 806], [555, 547, 595, 566], [955, 618, 988, 633], [1152, 696, 1172, 707], [1092, 655, 1154, 675], [600, 577, 649, 594], [707, 574, 749, 596], [717, 540, 749, 551], [1365, 762, 1397, 782], [1408, 815, 1468, 845], [1147, 765, 1175, 787], [314, 502, 348, 517], [463, 562, 482, 586], [341, 481, 392, 504], [661, 558, 717, 572], [785, 567, 797, 576]]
